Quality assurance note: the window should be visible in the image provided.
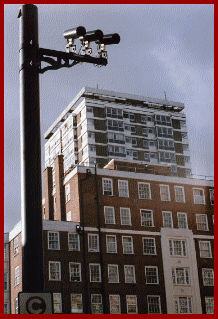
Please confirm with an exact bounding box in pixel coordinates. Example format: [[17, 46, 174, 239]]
[[67, 211, 72, 221], [177, 212, 188, 229], [104, 206, 115, 224], [48, 231, 60, 250], [109, 295, 121, 314], [205, 297, 214, 314], [141, 209, 154, 227], [141, 115, 147, 123], [144, 152, 150, 161], [120, 208, 131, 225], [102, 178, 113, 195], [202, 269, 214, 286], [126, 296, 138, 314], [193, 188, 205, 204], [138, 182, 151, 199], [174, 186, 185, 202], [196, 214, 209, 231], [169, 239, 187, 257], [4, 303, 9, 314], [145, 266, 159, 284], [124, 265, 136, 283], [106, 235, 117, 253], [13, 236, 19, 256], [14, 266, 20, 286], [4, 244, 7, 261], [131, 126, 136, 134], [158, 139, 174, 150], [53, 293, 62, 313], [162, 211, 173, 228], [118, 180, 129, 197], [65, 184, 70, 202], [88, 234, 99, 252], [122, 236, 134, 254], [91, 294, 103, 314], [147, 296, 161, 314], [160, 185, 171, 201], [143, 237, 156, 255], [133, 151, 138, 159], [199, 241, 212, 258], [90, 264, 101, 282], [159, 151, 175, 163], [68, 233, 80, 251], [4, 273, 8, 291], [71, 294, 83, 313], [143, 140, 149, 148], [108, 265, 119, 283], [175, 297, 193, 314], [172, 268, 190, 285], [155, 115, 171, 126], [129, 113, 135, 121], [209, 189, 214, 205], [107, 107, 123, 119], [142, 128, 148, 135], [15, 298, 19, 314], [69, 263, 81, 282], [157, 126, 173, 138], [107, 119, 124, 131], [49, 261, 61, 281]]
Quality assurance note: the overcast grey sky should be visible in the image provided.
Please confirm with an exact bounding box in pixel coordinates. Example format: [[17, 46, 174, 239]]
[[4, 4, 214, 232]]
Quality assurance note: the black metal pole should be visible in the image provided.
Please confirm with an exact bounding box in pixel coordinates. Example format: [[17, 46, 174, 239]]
[[18, 4, 44, 293]]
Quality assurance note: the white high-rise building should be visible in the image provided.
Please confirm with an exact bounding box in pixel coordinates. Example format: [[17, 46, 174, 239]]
[[44, 87, 191, 177]]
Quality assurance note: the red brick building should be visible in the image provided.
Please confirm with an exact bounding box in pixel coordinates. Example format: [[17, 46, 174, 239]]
[[7, 157, 214, 314]]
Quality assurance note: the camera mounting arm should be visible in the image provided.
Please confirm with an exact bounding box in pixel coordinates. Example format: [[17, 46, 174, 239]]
[[38, 47, 107, 74]]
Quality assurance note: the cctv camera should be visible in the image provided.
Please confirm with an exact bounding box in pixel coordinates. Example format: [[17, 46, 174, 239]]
[[63, 26, 86, 40], [98, 33, 120, 45], [84, 29, 104, 42]]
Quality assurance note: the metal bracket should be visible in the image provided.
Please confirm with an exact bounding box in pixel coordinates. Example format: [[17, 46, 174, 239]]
[[38, 47, 107, 74]]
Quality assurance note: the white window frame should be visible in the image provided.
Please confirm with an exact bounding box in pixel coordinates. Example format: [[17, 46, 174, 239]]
[[68, 233, 80, 251], [162, 211, 173, 228], [65, 183, 70, 202], [140, 209, 154, 227], [126, 295, 138, 314], [109, 295, 121, 314], [174, 186, 185, 202], [69, 262, 82, 282], [53, 293, 62, 313], [122, 236, 134, 254], [106, 235, 117, 253], [118, 180, 129, 197], [91, 294, 103, 314], [177, 212, 188, 229], [120, 207, 131, 226], [102, 178, 113, 196], [124, 265, 136, 283], [193, 188, 205, 204], [199, 241, 212, 258], [202, 268, 214, 286], [67, 211, 72, 221], [71, 294, 83, 313], [145, 266, 159, 284], [48, 231, 60, 250], [104, 206, 115, 224], [89, 263, 101, 282], [108, 264, 119, 283], [205, 297, 214, 314], [172, 267, 190, 285], [169, 239, 187, 257], [15, 298, 19, 314], [49, 261, 61, 281], [88, 233, 99, 252], [175, 296, 193, 314], [143, 237, 157, 255], [147, 295, 161, 314], [14, 266, 20, 287], [196, 214, 209, 231], [4, 303, 9, 314], [209, 189, 214, 205], [13, 236, 19, 256], [160, 184, 171, 201], [138, 182, 151, 199]]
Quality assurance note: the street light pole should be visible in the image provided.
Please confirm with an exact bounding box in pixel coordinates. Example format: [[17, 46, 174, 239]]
[[18, 4, 44, 293], [18, 3, 119, 302]]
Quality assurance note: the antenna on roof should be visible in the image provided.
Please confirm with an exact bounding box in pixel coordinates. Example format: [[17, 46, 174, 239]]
[[97, 84, 99, 89], [164, 91, 167, 100]]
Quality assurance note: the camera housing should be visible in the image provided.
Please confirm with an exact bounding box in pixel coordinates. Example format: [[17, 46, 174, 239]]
[[63, 26, 86, 40], [98, 33, 120, 45]]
